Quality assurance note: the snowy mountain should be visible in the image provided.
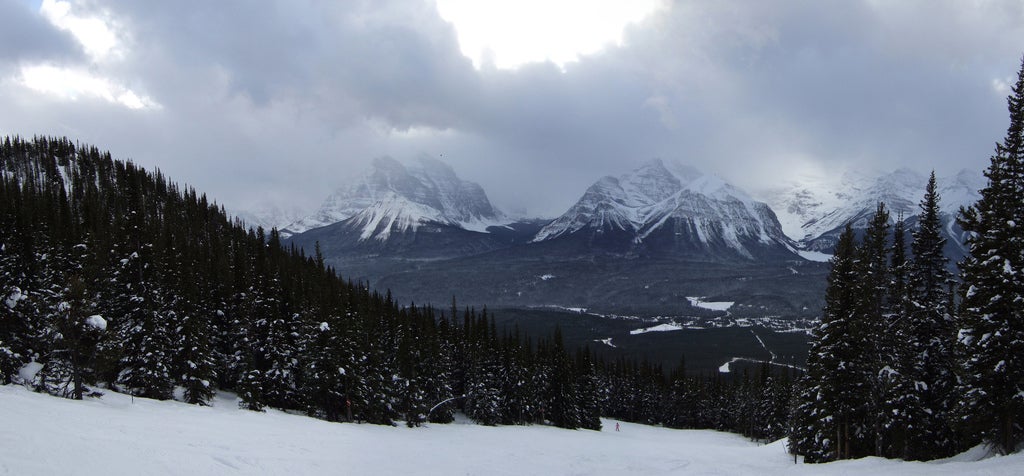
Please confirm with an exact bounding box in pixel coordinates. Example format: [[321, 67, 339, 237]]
[[281, 155, 505, 239], [758, 168, 985, 254], [533, 159, 798, 260], [232, 202, 307, 233]]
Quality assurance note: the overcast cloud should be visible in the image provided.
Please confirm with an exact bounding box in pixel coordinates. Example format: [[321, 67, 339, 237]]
[[1, 0, 1023, 218]]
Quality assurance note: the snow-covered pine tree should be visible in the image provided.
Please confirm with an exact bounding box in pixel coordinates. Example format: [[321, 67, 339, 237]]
[[301, 316, 347, 422], [544, 326, 580, 429], [790, 224, 858, 462], [112, 234, 175, 400], [876, 214, 917, 459], [852, 203, 891, 458], [905, 172, 956, 459], [0, 171, 30, 384], [664, 355, 694, 429], [956, 56, 1024, 456], [396, 306, 429, 428], [418, 306, 453, 425], [258, 231, 304, 411], [575, 349, 603, 431], [465, 312, 504, 426], [0, 240, 27, 384], [499, 327, 533, 425], [114, 291, 175, 400], [174, 305, 218, 405], [426, 311, 456, 424], [351, 309, 400, 425], [759, 367, 793, 442]]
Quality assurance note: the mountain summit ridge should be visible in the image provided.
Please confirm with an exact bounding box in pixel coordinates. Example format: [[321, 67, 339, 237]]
[[533, 159, 797, 259]]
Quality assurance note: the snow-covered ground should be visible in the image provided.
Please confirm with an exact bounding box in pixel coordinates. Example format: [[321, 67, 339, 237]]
[[1, 384, 1021, 475], [629, 323, 685, 334], [686, 296, 735, 311]]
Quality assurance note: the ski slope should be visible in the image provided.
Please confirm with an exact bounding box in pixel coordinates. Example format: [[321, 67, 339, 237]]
[[0, 385, 1020, 475]]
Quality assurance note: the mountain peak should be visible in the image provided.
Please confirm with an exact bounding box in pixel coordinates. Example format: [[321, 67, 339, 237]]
[[282, 156, 504, 238], [533, 160, 795, 259]]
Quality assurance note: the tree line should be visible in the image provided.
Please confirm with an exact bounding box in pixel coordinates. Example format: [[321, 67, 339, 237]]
[[0, 135, 794, 434]]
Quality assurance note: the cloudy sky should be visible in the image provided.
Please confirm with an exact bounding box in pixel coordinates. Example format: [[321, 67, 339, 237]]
[[2, 0, 1023, 219]]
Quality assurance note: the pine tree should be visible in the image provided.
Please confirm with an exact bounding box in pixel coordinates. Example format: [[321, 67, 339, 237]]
[[790, 224, 859, 462], [575, 349, 603, 431], [956, 56, 1024, 455], [465, 312, 503, 426], [541, 326, 580, 429], [302, 317, 347, 422], [0, 241, 27, 384], [499, 328, 532, 425], [905, 172, 956, 458], [114, 291, 175, 400], [876, 214, 916, 459], [853, 203, 892, 458], [665, 355, 695, 429]]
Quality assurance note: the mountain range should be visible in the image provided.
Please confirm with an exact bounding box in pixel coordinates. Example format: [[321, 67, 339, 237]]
[[262, 158, 983, 317], [759, 167, 983, 259]]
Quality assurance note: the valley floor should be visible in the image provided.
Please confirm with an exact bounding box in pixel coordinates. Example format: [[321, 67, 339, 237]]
[[0, 385, 1020, 475]]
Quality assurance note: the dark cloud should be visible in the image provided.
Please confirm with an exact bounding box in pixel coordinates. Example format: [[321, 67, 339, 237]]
[[0, 0, 79, 67], [1, 0, 1023, 218]]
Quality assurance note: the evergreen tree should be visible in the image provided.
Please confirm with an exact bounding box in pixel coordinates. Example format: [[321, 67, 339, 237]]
[[854, 203, 891, 458], [465, 312, 503, 426], [956, 56, 1024, 455], [575, 349, 603, 431], [499, 328, 532, 425], [905, 172, 956, 458], [544, 327, 580, 429], [790, 224, 859, 462], [877, 214, 916, 459], [0, 241, 27, 384], [302, 317, 347, 422]]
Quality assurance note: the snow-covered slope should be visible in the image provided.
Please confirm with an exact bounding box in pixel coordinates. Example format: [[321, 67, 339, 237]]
[[534, 159, 796, 259], [282, 156, 505, 240], [2, 385, 1020, 475], [758, 168, 984, 253]]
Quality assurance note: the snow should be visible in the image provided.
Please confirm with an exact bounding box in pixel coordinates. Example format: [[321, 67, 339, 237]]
[[17, 362, 44, 383], [630, 323, 683, 334], [2, 385, 1022, 475], [539, 274, 555, 281], [4, 286, 25, 309], [686, 296, 735, 311], [85, 315, 107, 331], [319, 322, 330, 332], [797, 250, 833, 262], [594, 337, 616, 347]]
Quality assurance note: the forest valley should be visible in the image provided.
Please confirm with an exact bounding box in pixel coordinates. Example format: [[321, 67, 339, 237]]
[[3, 58, 1024, 464]]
